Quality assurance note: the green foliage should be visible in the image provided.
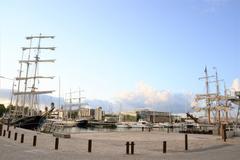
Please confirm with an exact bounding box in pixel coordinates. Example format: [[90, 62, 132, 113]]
[[124, 115, 137, 122], [0, 104, 6, 117], [136, 114, 141, 121], [7, 104, 15, 112]]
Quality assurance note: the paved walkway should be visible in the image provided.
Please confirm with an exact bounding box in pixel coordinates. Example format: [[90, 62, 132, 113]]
[[1, 125, 240, 160]]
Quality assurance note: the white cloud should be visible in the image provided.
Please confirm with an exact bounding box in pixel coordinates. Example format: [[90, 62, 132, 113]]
[[115, 82, 193, 113], [232, 78, 240, 91], [118, 82, 171, 105]]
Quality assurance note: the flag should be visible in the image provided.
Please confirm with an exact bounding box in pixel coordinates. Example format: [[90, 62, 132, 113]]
[[204, 66, 207, 73]]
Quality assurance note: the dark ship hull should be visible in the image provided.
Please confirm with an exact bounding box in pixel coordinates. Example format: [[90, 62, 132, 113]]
[[76, 119, 88, 128], [10, 105, 55, 130], [11, 115, 46, 130]]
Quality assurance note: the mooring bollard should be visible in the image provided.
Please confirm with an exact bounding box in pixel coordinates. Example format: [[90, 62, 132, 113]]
[[21, 134, 24, 143], [0, 124, 3, 136], [223, 129, 227, 142], [14, 125, 16, 129], [3, 130, 6, 137], [88, 139, 92, 153], [126, 141, 130, 154], [55, 138, 59, 150], [142, 127, 144, 132], [221, 124, 226, 141], [185, 134, 188, 150], [163, 141, 167, 153], [14, 132, 17, 141], [33, 135, 37, 147], [148, 128, 151, 132], [167, 127, 169, 133], [8, 130, 11, 138], [131, 141, 135, 155]]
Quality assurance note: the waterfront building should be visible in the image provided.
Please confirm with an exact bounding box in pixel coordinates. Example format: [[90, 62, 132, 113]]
[[119, 111, 137, 122], [104, 114, 118, 122], [137, 109, 171, 123], [78, 106, 94, 119], [94, 107, 103, 121]]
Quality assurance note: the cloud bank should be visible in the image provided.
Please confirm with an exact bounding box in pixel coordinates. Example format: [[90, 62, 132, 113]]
[[1, 78, 239, 114], [114, 82, 193, 113], [0, 82, 194, 113]]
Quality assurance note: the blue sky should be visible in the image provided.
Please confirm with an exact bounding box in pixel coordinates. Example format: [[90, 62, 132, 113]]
[[0, 0, 239, 112]]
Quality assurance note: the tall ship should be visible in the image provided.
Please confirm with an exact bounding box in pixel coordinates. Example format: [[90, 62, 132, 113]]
[[192, 66, 240, 127], [7, 34, 56, 130]]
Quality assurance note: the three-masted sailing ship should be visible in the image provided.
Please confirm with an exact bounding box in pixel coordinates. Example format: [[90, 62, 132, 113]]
[[192, 66, 233, 125], [8, 34, 56, 130]]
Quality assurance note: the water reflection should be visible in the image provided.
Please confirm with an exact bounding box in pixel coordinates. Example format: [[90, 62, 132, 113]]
[[62, 127, 181, 134]]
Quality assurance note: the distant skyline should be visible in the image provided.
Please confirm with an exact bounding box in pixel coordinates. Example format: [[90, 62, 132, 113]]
[[0, 0, 239, 113]]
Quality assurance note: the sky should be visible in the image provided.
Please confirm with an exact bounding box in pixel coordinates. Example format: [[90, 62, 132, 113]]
[[0, 0, 239, 113]]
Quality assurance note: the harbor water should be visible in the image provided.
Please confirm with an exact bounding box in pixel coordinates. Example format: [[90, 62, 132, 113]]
[[61, 126, 181, 134]]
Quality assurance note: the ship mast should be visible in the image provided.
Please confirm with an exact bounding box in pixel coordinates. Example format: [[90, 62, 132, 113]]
[[215, 69, 221, 123], [13, 34, 55, 117], [208, 67, 226, 123], [14, 50, 25, 117], [224, 82, 229, 122], [22, 37, 32, 116], [211, 67, 223, 123], [64, 88, 85, 120], [198, 66, 215, 124], [78, 88, 85, 119], [69, 88, 72, 119]]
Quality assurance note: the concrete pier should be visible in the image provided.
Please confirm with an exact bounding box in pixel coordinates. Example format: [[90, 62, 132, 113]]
[[1, 124, 240, 160]]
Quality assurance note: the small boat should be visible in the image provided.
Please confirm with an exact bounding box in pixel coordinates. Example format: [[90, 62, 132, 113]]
[[75, 119, 88, 128], [54, 120, 77, 127], [116, 122, 132, 128], [40, 117, 77, 133], [87, 121, 117, 128], [162, 122, 173, 128], [129, 120, 152, 128], [153, 123, 165, 128], [184, 120, 199, 129]]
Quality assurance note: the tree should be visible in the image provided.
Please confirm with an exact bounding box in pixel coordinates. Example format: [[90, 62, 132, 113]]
[[0, 104, 6, 117]]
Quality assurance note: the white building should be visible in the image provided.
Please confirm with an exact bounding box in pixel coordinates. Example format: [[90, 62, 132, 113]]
[[78, 107, 91, 117], [94, 107, 103, 121]]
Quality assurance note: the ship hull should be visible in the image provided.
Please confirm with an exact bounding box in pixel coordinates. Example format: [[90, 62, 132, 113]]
[[76, 119, 88, 128], [11, 116, 46, 130]]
